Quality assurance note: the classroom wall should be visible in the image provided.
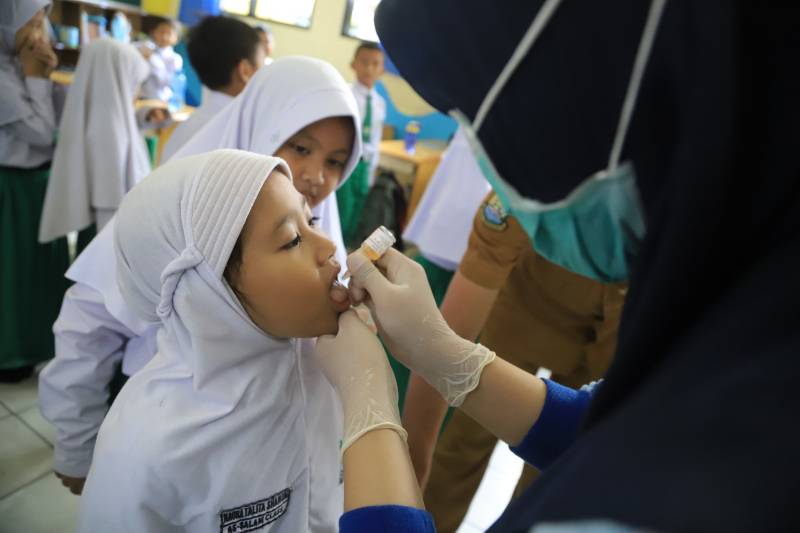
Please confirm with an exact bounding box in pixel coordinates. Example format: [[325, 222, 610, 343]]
[[240, 0, 438, 117]]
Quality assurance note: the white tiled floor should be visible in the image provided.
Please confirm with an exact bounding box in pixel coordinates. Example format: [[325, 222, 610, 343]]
[[0, 370, 524, 533], [0, 372, 81, 533]]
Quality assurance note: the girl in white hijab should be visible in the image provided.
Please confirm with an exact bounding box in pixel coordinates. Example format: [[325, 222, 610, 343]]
[[38, 38, 151, 241], [80, 149, 346, 532], [0, 0, 57, 169], [39, 56, 361, 497], [0, 0, 68, 383]]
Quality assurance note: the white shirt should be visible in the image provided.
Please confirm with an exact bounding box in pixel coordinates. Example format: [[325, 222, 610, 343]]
[[138, 41, 183, 102], [161, 89, 233, 162], [351, 81, 386, 185], [0, 66, 56, 169], [402, 127, 491, 270]]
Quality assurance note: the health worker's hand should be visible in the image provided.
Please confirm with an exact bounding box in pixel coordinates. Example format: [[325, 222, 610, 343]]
[[315, 310, 406, 455], [346, 249, 496, 407]]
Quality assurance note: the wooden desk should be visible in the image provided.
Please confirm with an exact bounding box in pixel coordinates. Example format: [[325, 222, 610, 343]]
[[50, 70, 75, 85], [377, 140, 444, 223], [152, 106, 194, 165]]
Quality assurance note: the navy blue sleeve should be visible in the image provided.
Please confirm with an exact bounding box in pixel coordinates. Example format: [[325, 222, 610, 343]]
[[340, 505, 436, 532], [509, 379, 597, 469]]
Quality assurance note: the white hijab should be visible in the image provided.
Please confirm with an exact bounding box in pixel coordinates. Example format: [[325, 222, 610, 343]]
[[170, 56, 362, 270], [38, 38, 151, 242], [402, 127, 491, 270], [0, 0, 50, 127], [80, 150, 341, 532]]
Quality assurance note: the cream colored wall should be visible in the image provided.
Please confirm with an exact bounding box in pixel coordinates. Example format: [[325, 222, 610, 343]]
[[239, 0, 436, 116]]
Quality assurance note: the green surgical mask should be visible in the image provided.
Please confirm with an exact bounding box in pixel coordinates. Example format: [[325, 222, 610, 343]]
[[452, 0, 667, 283]]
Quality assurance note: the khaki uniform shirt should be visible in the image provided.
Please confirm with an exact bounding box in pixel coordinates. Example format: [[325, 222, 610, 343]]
[[459, 193, 627, 386]]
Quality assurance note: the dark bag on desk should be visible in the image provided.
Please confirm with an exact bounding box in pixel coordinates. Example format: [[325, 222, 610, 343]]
[[354, 170, 406, 252]]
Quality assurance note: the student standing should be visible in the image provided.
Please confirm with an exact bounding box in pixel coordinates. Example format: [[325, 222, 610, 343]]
[[161, 16, 264, 161], [39, 39, 151, 240], [254, 23, 275, 66], [137, 17, 182, 103], [337, 42, 386, 248], [0, 0, 69, 383]]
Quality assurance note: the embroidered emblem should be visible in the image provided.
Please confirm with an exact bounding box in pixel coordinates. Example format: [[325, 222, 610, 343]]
[[481, 193, 508, 231], [219, 488, 291, 533]]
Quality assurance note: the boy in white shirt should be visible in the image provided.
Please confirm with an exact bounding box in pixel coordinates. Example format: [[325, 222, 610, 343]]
[[137, 17, 183, 103], [337, 41, 386, 247], [254, 24, 275, 66], [162, 16, 264, 162]]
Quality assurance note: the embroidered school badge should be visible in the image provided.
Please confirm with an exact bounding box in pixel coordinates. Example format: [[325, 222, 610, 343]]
[[219, 488, 291, 533], [481, 193, 508, 231]]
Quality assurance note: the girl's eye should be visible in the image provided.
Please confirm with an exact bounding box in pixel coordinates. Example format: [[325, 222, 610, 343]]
[[308, 216, 320, 227], [326, 159, 346, 170], [282, 234, 302, 250], [289, 142, 311, 156]]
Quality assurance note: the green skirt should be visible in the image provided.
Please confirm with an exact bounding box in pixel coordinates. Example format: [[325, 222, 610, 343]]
[[0, 166, 70, 370], [337, 159, 371, 249]]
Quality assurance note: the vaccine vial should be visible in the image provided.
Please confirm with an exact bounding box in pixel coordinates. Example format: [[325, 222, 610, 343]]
[[360, 226, 396, 261]]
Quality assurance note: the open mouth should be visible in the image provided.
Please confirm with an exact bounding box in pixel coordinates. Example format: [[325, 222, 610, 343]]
[[329, 274, 350, 313]]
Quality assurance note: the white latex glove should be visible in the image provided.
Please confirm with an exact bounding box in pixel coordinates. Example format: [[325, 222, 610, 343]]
[[347, 249, 496, 407], [315, 310, 407, 456]]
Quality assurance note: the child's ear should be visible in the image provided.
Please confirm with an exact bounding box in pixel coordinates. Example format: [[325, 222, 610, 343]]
[[238, 58, 256, 83], [350, 59, 357, 71]]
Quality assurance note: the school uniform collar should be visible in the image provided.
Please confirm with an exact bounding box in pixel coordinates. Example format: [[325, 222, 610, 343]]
[[352, 81, 377, 98]]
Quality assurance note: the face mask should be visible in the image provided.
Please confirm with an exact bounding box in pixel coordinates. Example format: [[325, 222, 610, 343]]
[[451, 0, 667, 282]]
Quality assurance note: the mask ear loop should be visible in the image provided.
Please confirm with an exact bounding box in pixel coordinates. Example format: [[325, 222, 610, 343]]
[[607, 0, 669, 172], [472, 0, 564, 133]]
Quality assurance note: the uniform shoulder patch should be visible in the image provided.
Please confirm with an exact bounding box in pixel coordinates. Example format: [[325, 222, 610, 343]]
[[481, 193, 508, 231], [219, 488, 291, 533]]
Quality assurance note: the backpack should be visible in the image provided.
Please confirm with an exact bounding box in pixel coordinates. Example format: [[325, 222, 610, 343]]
[[353, 170, 407, 252]]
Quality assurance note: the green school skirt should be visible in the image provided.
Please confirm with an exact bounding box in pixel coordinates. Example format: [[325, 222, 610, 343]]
[[0, 166, 70, 370], [337, 159, 371, 249]]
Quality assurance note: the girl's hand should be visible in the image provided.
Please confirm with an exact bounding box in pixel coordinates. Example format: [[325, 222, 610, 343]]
[[19, 34, 57, 77]]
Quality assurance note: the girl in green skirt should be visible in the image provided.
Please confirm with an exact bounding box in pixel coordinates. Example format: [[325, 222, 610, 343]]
[[0, 0, 69, 382]]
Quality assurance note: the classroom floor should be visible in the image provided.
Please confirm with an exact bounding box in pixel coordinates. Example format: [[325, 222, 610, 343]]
[[0, 367, 524, 533]]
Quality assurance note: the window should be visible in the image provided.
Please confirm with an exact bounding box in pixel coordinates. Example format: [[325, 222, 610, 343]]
[[342, 0, 380, 42], [220, 0, 316, 29]]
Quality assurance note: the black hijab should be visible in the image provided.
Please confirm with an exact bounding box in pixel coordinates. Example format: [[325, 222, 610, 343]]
[[377, 1, 800, 530]]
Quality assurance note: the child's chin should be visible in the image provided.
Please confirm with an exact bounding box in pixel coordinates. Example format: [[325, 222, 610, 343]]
[[300, 313, 340, 338]]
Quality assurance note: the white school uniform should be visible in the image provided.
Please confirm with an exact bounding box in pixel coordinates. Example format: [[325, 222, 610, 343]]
[[39, 57, 361, 494], [38, 39, 151, 242], [402, 127, 491, 270], [350, 81, 386, 186], [0, 0, 57, 168], [138, 40, 183, 102], [160, 88, 233, 162], [79, 150, 340, 532]]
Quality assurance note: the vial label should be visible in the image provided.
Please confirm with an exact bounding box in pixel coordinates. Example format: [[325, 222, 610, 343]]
[[361, 226, 396, 261]]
